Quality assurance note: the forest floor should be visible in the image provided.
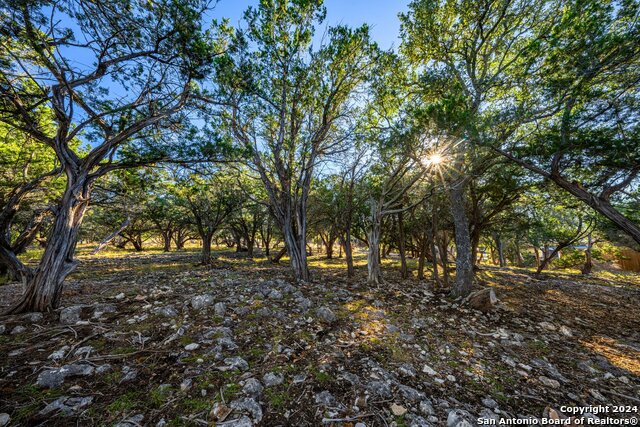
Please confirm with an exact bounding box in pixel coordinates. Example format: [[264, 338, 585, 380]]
[[1, 248, 640, 427]]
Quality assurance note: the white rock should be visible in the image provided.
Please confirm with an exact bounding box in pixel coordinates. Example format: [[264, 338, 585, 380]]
[[422, 365, 438, 375], [538, 376, 560, 389], [559, 325, 573, 337], [184, 343, 200, 351], [391, 403, 407, 416]]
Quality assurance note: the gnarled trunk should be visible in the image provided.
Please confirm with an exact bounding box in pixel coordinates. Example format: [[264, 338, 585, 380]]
[[283, 221, 309, 281], [7, 175, 91, 314]]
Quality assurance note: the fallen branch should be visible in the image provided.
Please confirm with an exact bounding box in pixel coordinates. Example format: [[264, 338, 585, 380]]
[[322, 414, 374, 423]]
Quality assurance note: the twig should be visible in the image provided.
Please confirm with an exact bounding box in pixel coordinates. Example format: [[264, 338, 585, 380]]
[[66, 325, 78, 339], [85, 349, 170, 361], [64, 332, 102, 360], [322, 414, 374, 423], [602, 390, 640, 404]]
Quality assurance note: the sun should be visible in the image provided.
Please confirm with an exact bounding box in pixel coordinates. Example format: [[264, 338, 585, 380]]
[[422, 152, 445, 167], [427, 153, 443, 165]]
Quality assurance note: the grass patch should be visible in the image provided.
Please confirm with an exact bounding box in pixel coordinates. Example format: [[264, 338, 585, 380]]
[[107, 391, 142, 412]]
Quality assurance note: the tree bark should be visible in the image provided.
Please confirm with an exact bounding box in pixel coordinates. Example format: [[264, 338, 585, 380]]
[[449, 182, 474, 298], [417, 236, 427, 280], [366, 200, 383, 286], [495, 233, 505, 268], [341, 232, 354, 278], [201, 232, 213, 264], [581, 232, 594, 274], [6, 175, 91, 314], [162, 231, 172, 252], [397, 210, 409, 279], [282, 219, 309, 281], [439, 234, 449, 287], [92, 217, 130, 254], [514, 240, 525, 267], [271, 246, 286, 263]]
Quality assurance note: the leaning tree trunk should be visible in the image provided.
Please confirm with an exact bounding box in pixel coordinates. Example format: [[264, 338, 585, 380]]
[[551, 174, 640, 245], [131, 236, 143, 252], [7, 176, 91, 314], [449, 182, 474, 298], [271, 246, 286, 263], [92, 217, 130, 254]]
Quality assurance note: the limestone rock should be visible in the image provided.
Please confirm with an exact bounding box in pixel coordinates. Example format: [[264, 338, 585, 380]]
[[191, 294, 215, 310], [316, 306, 337, 324], [37, 364, 95, 388], [263, 372, 284, 387]]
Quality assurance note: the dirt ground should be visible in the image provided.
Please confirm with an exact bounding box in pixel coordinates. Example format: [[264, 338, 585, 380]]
[[1, 249, 639, 426]]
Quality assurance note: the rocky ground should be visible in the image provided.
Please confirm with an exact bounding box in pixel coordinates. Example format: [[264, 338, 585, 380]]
[[1, 249, 639, 426]]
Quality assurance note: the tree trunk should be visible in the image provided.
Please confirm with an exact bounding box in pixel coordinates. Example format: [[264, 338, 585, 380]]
[[7, 176, 91, 314], [201, 232, 213, 264], [282, 220, 309, 281], [449, 182, 474, 298], [514, 240, 525, 267], [131, 236, 143, 252], [439, 234, 449, 287], [162, 231, 172, 252], [341, 231, 354, 278], [495, 233, 505, 268], [247, 237, 254, 258], [581, 232, 594, 274], [430, 202, 440, 288], [417, 237, 426, 280], [271, 246, 286, 263], [471, 227, 482, 269], [366, 201, 383, 285], [92, 217, 131, 255], [325, 237, 335, 259], [551, 174, 640, 245], [537, 243, 571, 274], [397, 210, 409, 279]]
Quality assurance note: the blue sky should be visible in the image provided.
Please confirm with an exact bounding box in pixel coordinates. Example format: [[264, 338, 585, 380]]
[[213, 0, 410, 51]]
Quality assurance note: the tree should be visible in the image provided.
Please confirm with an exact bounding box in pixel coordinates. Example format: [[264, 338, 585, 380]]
[[400, 0, 555, 296], [493, 0, 640, 244], [362, 152, 430, 285], [177, 170, 239, 264], [0, 0, 223, 312], [86, 169, 155, 252], [215, 0, 376, 281]]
